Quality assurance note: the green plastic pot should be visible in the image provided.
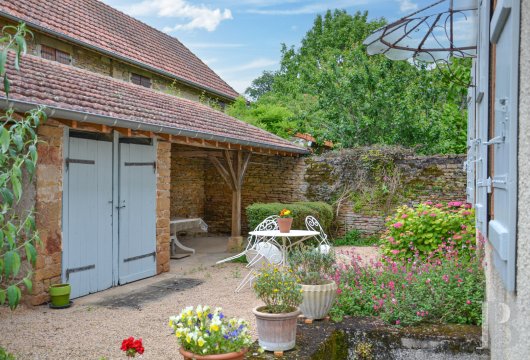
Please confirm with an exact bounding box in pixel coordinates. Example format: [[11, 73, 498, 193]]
[[49, 284, 71, 307]]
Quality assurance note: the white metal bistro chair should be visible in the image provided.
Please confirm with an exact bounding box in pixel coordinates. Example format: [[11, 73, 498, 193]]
[[234, 240, 283, 293], [216, 215, 279, 265], [305, 215, 332, 254]]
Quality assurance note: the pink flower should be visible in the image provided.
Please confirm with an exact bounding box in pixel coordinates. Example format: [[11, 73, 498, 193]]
[[424, 201, 433, 205], [336, 288, 342, 295], [391, 250, 400, 255], [464, 203, 472, 209], [429, 213, 437, 217], [453, 235, 463, 240], [401, 214, 408, 219], [462, 211, 471, 216], [442, 274, 449, 283], [466, 300, 471, 305], [425, 278, 431, 284], [396, 320, 401, 325], [393, 222, 404, 229], [435, 203, 443, 208]]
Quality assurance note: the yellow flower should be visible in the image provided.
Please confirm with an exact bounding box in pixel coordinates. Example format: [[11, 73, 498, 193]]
[[198, 337, 205, 347], [210, 324, 219, 332], [273, 289, 279, 293], [186, 334, 192, 343]]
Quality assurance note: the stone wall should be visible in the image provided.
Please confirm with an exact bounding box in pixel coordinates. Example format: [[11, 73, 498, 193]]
[[30, 120, 65, 305], [170, 145, 206, 219], [204, 155, 306, 234], [171, 147, 467, 238], [155, 141, 172, 274]]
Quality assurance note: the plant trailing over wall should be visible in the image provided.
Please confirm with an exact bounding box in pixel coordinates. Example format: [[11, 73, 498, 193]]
[[380, 201, 475, 260], [246, 201, 333, 233], [0, 23, 47, 309]]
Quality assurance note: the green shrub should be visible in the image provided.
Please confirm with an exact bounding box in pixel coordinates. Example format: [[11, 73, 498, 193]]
[[253, 266, 303, 313], [380, 201, 475, 260], [0, 347, 16, 360], [333, 230, 380, 246], [246, 201, 333, 232], [288, 246, 336, 285]]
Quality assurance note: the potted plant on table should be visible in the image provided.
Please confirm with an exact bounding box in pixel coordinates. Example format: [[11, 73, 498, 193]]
[[289, 246, 337, 321], [169, 305, 252, 360], [252, 265, 303, 352], [277, 208, 293, 233]]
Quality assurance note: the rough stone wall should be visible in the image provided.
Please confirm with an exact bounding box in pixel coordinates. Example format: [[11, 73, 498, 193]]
[[156, 141, 171, 274], [170, 144, 206, 219], [203, 155, 306, 234], [30, 120, 64, 305], [194, 150, 466, 237], [484, 1, 530, 357]]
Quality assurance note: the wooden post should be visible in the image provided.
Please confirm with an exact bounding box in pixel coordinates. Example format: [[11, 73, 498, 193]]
[[209, 150, 251, 251]]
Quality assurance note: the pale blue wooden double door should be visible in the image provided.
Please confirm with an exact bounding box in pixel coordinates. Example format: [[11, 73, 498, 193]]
[[63, 132, 157, 298]]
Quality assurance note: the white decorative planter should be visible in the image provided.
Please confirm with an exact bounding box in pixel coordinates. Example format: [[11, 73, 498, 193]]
[[253, 306, 301, 351], [300, 280, 337, 320]]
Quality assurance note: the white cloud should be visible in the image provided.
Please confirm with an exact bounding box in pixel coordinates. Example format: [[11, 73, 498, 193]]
[[246, 0, 369, 15], [217, 58, 278, 74], [121, 0, 232, 32], [185, 43, 245, 49], [398, 0, 418, 13]]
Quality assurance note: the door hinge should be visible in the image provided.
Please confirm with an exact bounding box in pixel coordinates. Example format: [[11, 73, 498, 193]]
[[482, 135, 505, 146]]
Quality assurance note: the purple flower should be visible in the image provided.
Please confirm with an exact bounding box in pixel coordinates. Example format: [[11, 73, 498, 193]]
[[207, 313, 213, 320]]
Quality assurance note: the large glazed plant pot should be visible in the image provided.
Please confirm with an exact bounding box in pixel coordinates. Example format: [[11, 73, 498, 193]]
[[49, 284, 71, 307], [277, 218, 293, 233], [253, 306, 301, 351], [300, 280, 337, 320], [179, 347, 248, 360]]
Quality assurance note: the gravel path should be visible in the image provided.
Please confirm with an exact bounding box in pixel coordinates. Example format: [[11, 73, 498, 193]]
[[0, 246, 378, 359]]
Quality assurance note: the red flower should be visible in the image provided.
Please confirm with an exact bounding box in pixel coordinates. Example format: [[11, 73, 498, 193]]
[[121, 337, 144, 357]]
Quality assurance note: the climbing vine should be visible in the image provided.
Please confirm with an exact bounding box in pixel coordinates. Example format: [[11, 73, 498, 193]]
[[0, 23, 47, 309]]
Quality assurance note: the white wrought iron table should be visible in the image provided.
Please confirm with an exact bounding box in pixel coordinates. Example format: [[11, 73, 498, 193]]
[[248, 229, 319, 265], [170, 218, 208, 258]]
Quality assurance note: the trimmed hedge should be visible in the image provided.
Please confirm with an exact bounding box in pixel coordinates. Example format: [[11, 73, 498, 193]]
[[246, 201, 333, 233]]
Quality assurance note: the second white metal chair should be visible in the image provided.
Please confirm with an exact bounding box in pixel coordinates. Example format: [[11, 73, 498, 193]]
[[305, 215, 332, 254]]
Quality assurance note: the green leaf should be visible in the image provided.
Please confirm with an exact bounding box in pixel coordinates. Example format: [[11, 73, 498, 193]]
[[0, 289, 5, 305], [4, 73, 10, 97], [23, 277, 32, 293], [0, 127, 9, 153], [24, 157, 35, 175], [28, 144, 37, 162], [12, 133, 22, 150], [15, 34, 27, 55], [4, 250, 14, 277], [6, 284, 20, 310], [0, 47, 7, 76], [25, 242, 37, 266], [11, 174, 21, 201], [12, 251, 20, 277], [0, 187, 14, 206]]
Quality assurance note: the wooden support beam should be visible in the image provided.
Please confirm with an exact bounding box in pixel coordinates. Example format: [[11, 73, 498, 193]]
[[174, 150, 223, 158], [115, 127, 132, 137]]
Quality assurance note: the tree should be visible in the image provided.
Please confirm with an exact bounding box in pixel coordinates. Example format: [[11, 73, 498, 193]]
[[228, 10, 471, 154], [0, 23, 47, 310], [245, 70, 276, 101]]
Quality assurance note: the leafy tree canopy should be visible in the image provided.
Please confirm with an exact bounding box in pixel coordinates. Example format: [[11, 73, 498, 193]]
[[229, 10, 471, 155]]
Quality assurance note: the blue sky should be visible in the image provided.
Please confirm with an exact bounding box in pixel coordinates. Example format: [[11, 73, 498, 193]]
[[103, 0, 434, 94]]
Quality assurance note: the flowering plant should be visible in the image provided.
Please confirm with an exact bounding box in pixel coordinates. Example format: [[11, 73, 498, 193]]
[[380, 201, 475, 260], [279, 208, 293, 218], [253, 265, 303, 313], [169, 305, 252, 355], [120, 337, 144, 357]]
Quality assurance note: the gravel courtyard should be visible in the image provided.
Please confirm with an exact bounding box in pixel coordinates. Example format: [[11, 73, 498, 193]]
[[0, 236, 378, 360]]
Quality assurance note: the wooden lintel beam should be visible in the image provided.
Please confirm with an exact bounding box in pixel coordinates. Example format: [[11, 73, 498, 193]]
[[174, 151, 223, 158], [115, 127, 132, 137], [135, 130, 154, 138], [71, 120, 78, 129]]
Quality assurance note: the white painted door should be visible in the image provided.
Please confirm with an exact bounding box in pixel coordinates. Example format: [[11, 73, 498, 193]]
[[63, 133, 113, 298], [118, 140, 157, 284]]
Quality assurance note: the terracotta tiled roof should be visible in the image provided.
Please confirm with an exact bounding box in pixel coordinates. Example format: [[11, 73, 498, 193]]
[[0, 0, 239, 99], [3, 54, 306, 154]]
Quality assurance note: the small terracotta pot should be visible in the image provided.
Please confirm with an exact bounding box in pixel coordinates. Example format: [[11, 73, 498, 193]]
[[277, 218, 293, 233], [179, 347, 248, 360], [253, 306, 301, 351]]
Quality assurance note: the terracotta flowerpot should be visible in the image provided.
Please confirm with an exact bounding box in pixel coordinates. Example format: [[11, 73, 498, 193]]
[[277, 218, 293, 233], [300, 280, 337, 320], [253, 306, 301, 351], [179, 347, 248, 360]]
